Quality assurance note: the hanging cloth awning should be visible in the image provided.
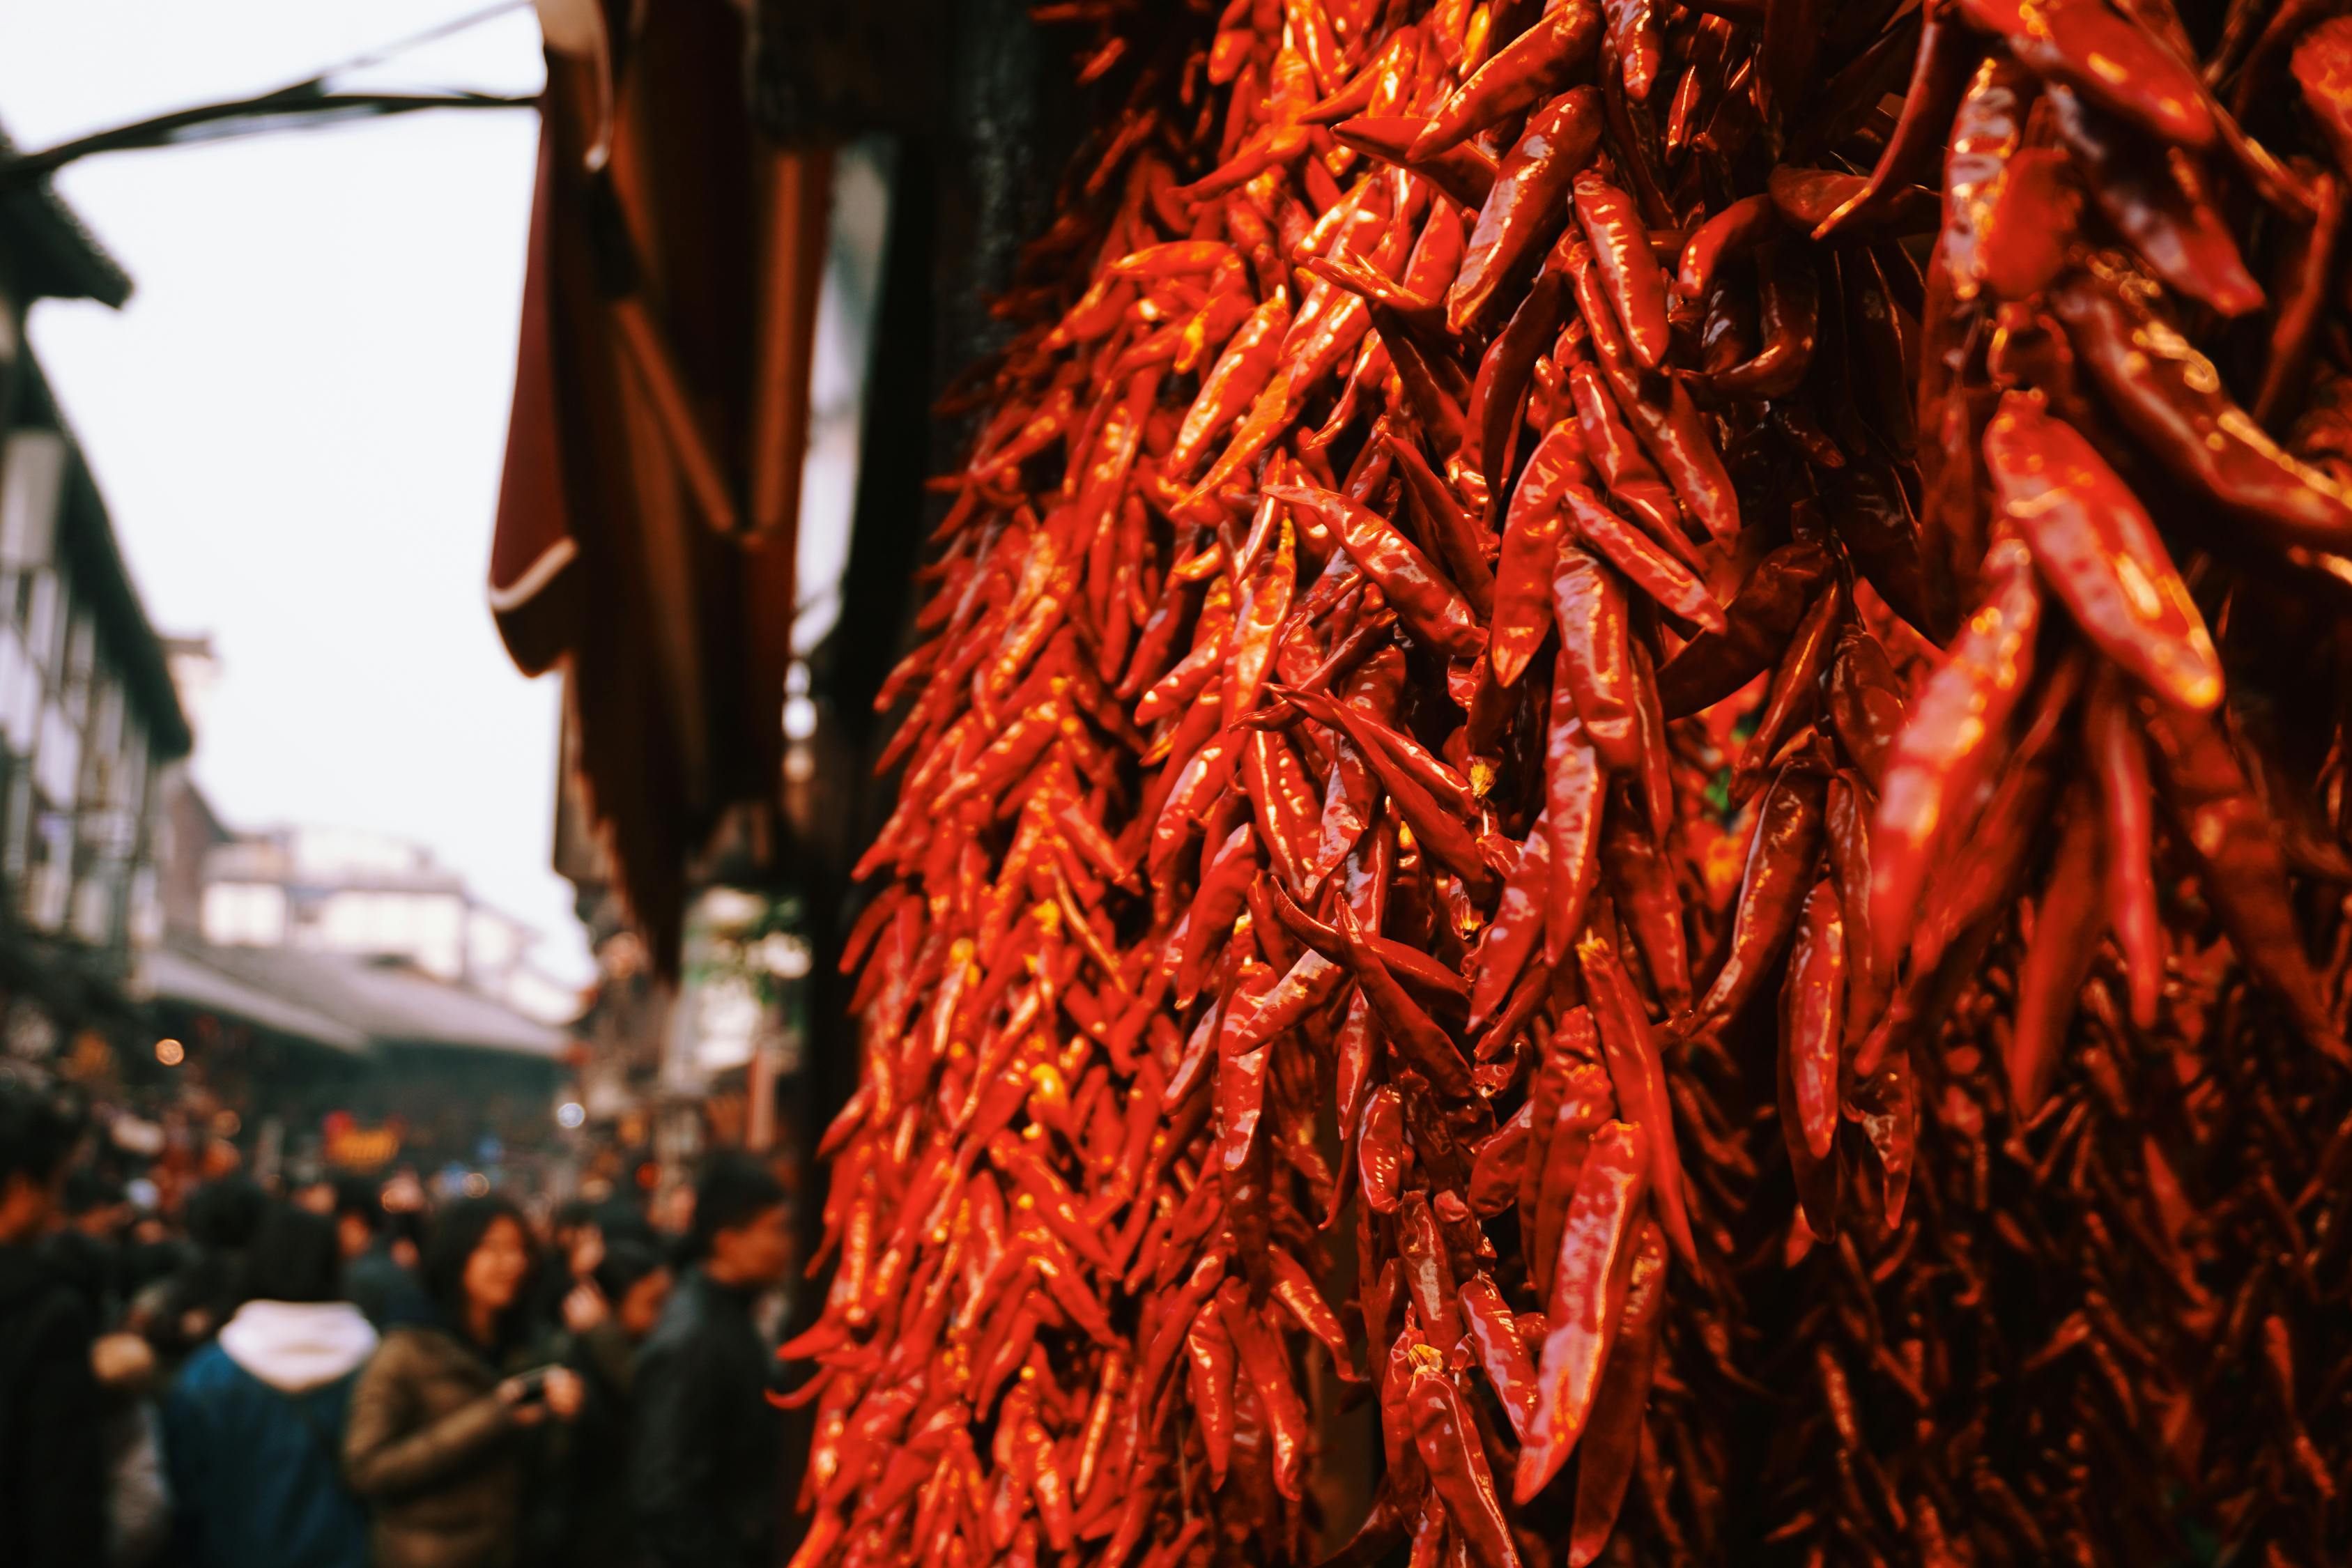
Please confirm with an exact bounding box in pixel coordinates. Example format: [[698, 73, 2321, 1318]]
[[488, 0, 830, 964]]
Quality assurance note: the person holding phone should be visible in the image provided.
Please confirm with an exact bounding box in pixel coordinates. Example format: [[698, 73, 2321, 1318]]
[[344, 1196, 581, 1568]]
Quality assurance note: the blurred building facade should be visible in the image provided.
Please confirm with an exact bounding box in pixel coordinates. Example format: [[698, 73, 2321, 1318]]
[[0, 137, 191, 1070], [135, 778, 581, 1184], [197, 820, 579, 1025]]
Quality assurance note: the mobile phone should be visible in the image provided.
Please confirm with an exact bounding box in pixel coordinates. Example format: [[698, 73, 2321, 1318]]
[[509, 1365, 559, 1403]]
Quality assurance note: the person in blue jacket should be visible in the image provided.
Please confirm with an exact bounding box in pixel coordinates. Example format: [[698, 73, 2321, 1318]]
[[162, 1201, 378, 1568]]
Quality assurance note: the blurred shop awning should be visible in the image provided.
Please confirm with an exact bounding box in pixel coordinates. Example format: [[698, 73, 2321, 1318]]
[[142, 937, 567, 1059], [489, 0, 832, 964]]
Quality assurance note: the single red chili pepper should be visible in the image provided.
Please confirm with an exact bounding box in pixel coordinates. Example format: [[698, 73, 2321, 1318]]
[[1600, 805, 1692, 1012], [1689, 241, 1818, 401], [1371, 298, 1474, 456], [1673, 192, 1776, 305], [1332, 116, 1504, 209], [1467, 1105, 1533, 1219], [2006, 787, 2105, 1117], [1779, 879, 1845, 1165], [1528, 1050, 1614, 1305], [1227, 513, 1298, 719], [1542, 670, 1606, 964], [1550, 545, 1640, 774], [1823, 624, 1907, 794], [1398, 1190, 1468, 1348], [1691, 756, 1831, 1040], [1767, 165, 1939, 237], [1579, 932, 1699, 1266], [1565, 1218, 1667, 1566], [2252, 170, 2342, 427], [1215, 1279, 1309, 1500], [1468, 815, 1551, 1030], [1243, 728, 1322, 893], [1956, 0, 2215, 149], [1515, 1116, 1648, 1502], [1304, 250, 1446, 344], [2084, 675, 2163, 1029], [1815, 6, 1978, 239], [1448, 89, 1605, 333], [2053, 252, 2352, 551], [1182, 1305, 1238, 1486], [1407, 1347, 1525, 1568], [1489, 423, 1585, 687], [1413, 2, 1603, 157], [1970, 146, 2085, 307], [1573, 171, 1673, 370], [1561, 484, 1726, 632], [1268, 1245, 1361, 1378], [1360, 1085, 1407, 1215], [1469, 270, 1573, 508], [1604, 0, 1665, 100], [1389, 433, 1500, 618], [1732, 581, 1844, 801], [1869, 537, 2040, 972], [1983, 392, 2222, 711], [1941, 52, 2037, 304], [1267, 482, 1488, 658], [1656, 540, 1834, 709], [1624, 641, 1674, 850], [1459, 1271, 1540, 1440], [2047, 87, 2262, 317], [1894, 649, 2086, 990], [2141, 696, 2349, 1062]]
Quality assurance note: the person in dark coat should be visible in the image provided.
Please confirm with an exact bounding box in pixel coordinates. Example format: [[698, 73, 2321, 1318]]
[[630, 1153, 792, 1568], [162, 1203, 376, 1568], [530, 1238, 672, 1568], [344, 1195, 583, 1568], [332, 1176, 433, 1330], [0, 1073, 102, 1568], [147, 1177, 266, 1367]]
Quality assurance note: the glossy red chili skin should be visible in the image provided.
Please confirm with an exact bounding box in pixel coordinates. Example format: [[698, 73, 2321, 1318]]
[[1414, 2, 1602, 157], [2142, 698, 2348, 1061], [1869, 537, 2040, 972], [1692, 758, 1831, 1040], [1981, 392, 2221, 712], [1268, 483, 1489, 658], [1449, 89, 1604, 333], [2054, 253, 2352, 551], [1489, 424, 1585, 689], [2046, 87, 2261, 318], [1574, 171, 1673, 370]]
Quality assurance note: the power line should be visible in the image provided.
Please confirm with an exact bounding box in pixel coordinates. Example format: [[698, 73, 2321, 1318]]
[[0, 1, 539, 190]]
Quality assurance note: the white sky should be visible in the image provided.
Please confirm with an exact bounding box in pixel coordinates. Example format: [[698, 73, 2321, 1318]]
[[0, 1, 589, 981]]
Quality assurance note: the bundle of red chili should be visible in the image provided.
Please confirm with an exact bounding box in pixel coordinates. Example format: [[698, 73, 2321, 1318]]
[[784, 0, 2352, 1562]]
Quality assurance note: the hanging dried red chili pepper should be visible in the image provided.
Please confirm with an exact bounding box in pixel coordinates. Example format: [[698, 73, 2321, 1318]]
[[787, 0, 2352, 1561]]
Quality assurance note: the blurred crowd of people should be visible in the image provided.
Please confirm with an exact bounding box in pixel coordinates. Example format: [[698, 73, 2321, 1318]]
[[0, 1070, 797, 1568]]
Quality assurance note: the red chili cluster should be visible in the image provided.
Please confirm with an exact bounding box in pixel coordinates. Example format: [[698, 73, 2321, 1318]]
[[787, 0, 2352, 1562]]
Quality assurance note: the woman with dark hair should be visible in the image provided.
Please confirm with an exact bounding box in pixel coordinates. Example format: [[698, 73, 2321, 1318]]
[[162, 1203, 374, 1568], [343, 1197, 581, 1568]]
